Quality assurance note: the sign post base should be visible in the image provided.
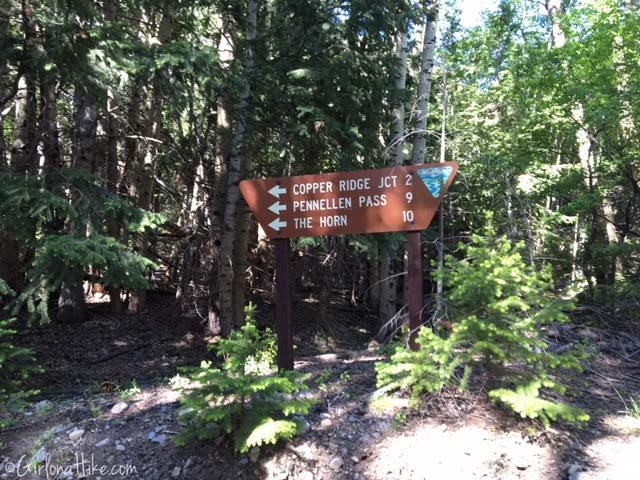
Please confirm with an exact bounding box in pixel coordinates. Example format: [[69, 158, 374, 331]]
[[274, 238, 293, 370], [407, 231, 424, 350]]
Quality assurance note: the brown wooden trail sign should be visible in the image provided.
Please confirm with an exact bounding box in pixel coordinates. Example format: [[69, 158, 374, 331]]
[[240, 162, 458, 238], [239, 162, 458, 370]]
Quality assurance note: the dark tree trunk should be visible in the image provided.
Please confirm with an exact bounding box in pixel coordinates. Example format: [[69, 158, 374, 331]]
[[56, 87, 96, 324], [216, 0, 258, 336], [127, 12, 174, 313], [41, 73, 61, 173], [206, 12, 235, 335], [231, 201, 251, 327]]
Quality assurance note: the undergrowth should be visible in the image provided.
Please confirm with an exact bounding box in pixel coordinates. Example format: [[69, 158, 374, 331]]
[[172, 304, 316, 453], [376, 233, 590, 427]]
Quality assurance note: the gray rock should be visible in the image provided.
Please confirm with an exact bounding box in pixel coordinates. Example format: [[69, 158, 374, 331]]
[[111, 402, 128, 415], [116, 443, 126, 452], [69, 428, 85, 441], [33, 400, 51, 412], [171, 466, 181, 478], [570, 471, 596, 480], [239, 457, 249, 466], [30, 446, 47, 464], [249, 447, 260, 463], [147, 431, 157, 440], [329, 456, 343, 471], [291, 443, 315, 462], [567, 464, 582, 477], [95, 438, 110, 448], [296, 419, 311, 432], [151, 434, 168, 445], [377, 421, 390, 432], [298, 471, 314, 480]]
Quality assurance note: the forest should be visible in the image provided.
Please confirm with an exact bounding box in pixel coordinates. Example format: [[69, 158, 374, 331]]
[[0, 0, 639, 478]]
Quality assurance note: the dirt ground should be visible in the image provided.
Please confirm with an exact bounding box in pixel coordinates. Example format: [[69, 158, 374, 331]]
[[1, 295, 639, 479]]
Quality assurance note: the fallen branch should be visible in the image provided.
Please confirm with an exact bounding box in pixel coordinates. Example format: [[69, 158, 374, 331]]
[[89, 342, 153, 364]]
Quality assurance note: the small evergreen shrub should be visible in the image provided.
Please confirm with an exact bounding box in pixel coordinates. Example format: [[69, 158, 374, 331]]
[[0, 279, 39, 429], [0, 171, 162, 323], [375, 327, 459, 404], [173, 304, 316, 453], [376, 234, 589, 426]]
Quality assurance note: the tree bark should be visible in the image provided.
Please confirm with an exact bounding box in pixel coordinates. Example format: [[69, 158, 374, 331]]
[[436, 72, 447, 305], [207, 13, 235, 334], [407, 1, 439, 346], [101, 0, 124, 313], [56, 87, 96, 324], [378, 247, 397, 329], [0, 0, 11, 167], [40, 74, 61, 173], [0, 0, 23, 290], [215, 0, 258, 336], [231, 201, 251, 328], [176, 158, 204, 307], [378, 23, 410, 327], [389, 28, 408, 165], [410, 3, 439, 166], [10, 1, 38, 177], [127, 12, 174, 313]]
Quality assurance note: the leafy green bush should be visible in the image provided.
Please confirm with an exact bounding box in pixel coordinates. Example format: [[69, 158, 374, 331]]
[[376, 234, 589, 426], [173, 304, 316, 453], [0, 279, 39, 429]]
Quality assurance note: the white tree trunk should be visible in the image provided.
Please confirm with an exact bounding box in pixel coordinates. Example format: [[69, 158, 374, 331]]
[[436, 73, 447, 301], [389, 29, 408, 165], [410, 3, 439, 166], [207, 13, 235, 334], [379, 25, 410, 326]]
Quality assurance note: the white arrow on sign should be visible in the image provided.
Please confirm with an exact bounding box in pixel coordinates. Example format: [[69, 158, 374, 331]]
[[268, 201, 287, 215], [268, 185, 287, 198], [269, 218, 287, 231]]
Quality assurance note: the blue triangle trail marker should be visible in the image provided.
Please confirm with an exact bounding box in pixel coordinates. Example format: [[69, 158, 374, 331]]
[[417, 166, 453, 198]]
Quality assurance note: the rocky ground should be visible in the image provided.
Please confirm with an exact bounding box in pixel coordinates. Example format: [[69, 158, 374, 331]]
[[1, 296, 639, 479]]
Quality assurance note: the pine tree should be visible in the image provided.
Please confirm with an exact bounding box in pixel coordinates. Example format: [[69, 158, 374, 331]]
[[376, 232, 590, 426], [0, 279, 38, 429], [173, 304, 316, 453]]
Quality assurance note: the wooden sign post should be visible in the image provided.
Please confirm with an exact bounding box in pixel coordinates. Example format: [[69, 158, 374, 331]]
[[240, 162, 458, 369]]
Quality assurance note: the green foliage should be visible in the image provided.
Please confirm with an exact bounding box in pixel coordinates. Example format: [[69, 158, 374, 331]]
[[627, 397, 640, 420], [612, 386, 640, 420], [119, 380, 141, 401], [0, 279, 39, 429], [173, 304, 316, 454], [90, 405, 103, 417], [376, 327, 459, 405], [376, 235, 589, 425], [0, 171, 161, 322], [488, 381, 590, 427], [442, 234, 584, 378]]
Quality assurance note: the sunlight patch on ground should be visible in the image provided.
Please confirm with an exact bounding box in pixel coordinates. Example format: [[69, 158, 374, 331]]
[[367, 393, 410, 417], [364, 421, 554, 479], [585, 434, 640, 479], [126, 386, 180, 415], [603, 414, 640, 436]]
